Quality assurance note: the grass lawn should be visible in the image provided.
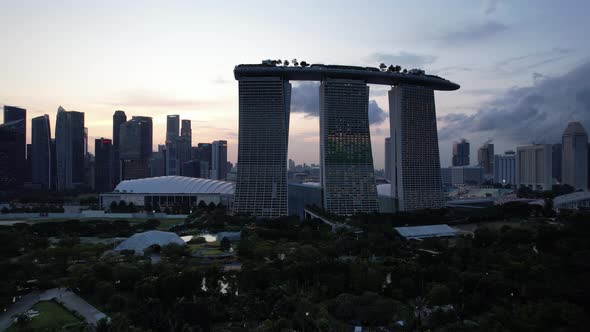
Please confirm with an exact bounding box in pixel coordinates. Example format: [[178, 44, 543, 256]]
[[7, 300, 84, 331]]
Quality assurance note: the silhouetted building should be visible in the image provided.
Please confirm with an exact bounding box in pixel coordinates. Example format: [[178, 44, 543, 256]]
[[0, 121, 25, 189], [112, 110, 127, 186], [182, 159, 209, 178], [31, 115, 52, 189], [390, 85, 444, 211], [119, 116, 152, 180], [2, 106, 26, 188], [562, 122, 588, 191], [452, 139, 470, 166], [166, 115, 180, 143], [385, 137, 392, 182], [178, 120, 192, 173], [494, 151, 516, 186], [150, 145, 167, 177], [441, 166, 483, 186], [478, 141, 494, 176], [95, 138, 113, 193], [211, 140, 228, 180], [552, 144, 562, 183], [25, 144, 32, 184], [516, 144, 553, 191], [55, 106, 85, 190], [321, 79, 378, 215]]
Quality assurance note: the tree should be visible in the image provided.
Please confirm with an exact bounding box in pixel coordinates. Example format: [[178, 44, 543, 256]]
[[379, 63, 387, 71], [300, 61, 309, 67], [428, 284, 451, 305], [198, 200, 207, 210], [110, 201, 118, 212]]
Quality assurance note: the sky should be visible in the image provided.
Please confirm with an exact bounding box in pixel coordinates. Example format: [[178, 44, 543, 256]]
[[1, 0, 589, 168]]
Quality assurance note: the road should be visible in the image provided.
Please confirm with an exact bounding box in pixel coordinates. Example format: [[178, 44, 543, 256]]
[[0, 288, 107, 331]]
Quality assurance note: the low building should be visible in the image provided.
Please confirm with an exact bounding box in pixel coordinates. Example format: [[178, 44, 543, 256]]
[[100, 176, 234, 209], [553, 191, 590, 210], [395, 224, 460, 239]]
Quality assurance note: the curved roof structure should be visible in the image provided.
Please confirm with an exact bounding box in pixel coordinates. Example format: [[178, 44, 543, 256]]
[[114, 230, 185, 254], [114, 176, 235, 194], [563, 121, 587, 136], [234, 64, 460, 91]]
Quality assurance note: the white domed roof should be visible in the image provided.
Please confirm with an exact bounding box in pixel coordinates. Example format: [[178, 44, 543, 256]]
[[114, 230, 185, 254], [114, 176, 235, 194]]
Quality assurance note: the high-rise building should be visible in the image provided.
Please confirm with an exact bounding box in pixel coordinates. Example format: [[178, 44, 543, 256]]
[[561, 122, 588, 191], [0, 121, 25, 189], [2, 106, 26, 188], [112, 110, 127, 186], [494, 151, 516, 186], [179, 120, 192, 171], [516, 144, 553, 191], [95, 138, 113, 193], [150, 145, 167, 177], [119, 116, 152, 180], [288, 159, 295, 171], [452, 139, 470, 166], [232, 77, 291, 218], [55, 106, 85, 191], [477, 141, 494, 176], [385, 137, 392, 182], [211, 140, 228, 180], [552, 144, 562, 182], [31, 115, 52, 189], [389, 85, 444, 211], [166, 115, 180, 143], [320, 79, 378, 215], [25, 144, 32, 184]]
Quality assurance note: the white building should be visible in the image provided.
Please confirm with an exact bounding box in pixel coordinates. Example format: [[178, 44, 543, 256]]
[[516, 144, 553, 191], [494, 151, 516, 186], [562, 122, 588, 191]]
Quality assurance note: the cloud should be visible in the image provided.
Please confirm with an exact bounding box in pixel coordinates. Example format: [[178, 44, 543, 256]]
[[291, 82, 388, 125], [483, 0, 501, 15], [495, 47, 575, 72], [438, 61, 590, 144], [366, 52, 437, 69], [439, 20, 508, 44], [99, 91, 229, 109]]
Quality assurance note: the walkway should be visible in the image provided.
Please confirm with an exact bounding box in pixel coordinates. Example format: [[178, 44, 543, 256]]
[[0, 288, 107, 331]]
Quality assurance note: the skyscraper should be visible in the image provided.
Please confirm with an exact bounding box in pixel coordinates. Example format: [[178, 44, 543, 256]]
[[385, 137, 392, 182], [0, 121, 25, 189], [94, 138, 113, 193], [320, 79, 378, 215], [165, 115, 181, 176], [31, 115, 52, 189], [112, 110, 127, 186], [178, 119, 192, 173], [516, 144, 553, 191], [552, 144, 562, 183], [389, 85, 443, 211], [452, 139, 470, 166], [232, 77, 291, 218], [477, 141, 494, 176], [166, 115, 180, 142], [562, 122, 588, 191], [211, 140, 228, 180], [55, 106, 85, 191], [494, 151, 516, 186], [119, 116, 152, 180], [2, 106, 26, 188]]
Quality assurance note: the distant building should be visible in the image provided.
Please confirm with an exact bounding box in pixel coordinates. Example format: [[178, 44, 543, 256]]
[[452, 139, 470, 166], [112, 110, 127, 186], [31, 115, 52, 189], [477, 141, 494, 176], [552, 144, 562, 183], [516, 144, 553, 191], [561, 122, 588, 191], [494, 151, 516, 186], [166, 115, 180, 142], [441, 166, 484, 186], [193, 143, 212, 178], [150, 145, 167, 177], [1, 106, 26, 188], [119, 116, 152, 180], [55, 106, 85, 190], [390, 85, 444, 211], [95, 138, 113, 193], [178, 120, 192, 172], [288, 159, 295, 171], [385, 137, 392, 182], [182, 159, 209, 178], [211, 140, 228, 180]]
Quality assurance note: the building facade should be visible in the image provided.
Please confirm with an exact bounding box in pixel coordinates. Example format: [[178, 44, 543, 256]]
[[385, 137, 392, 182], [452, 139, 470, 166], [477, 141, 494, 176], [494, 151, 516, 186], [55, 106, 85, 191], [119, 116, 152, 180], [320, 79, 378, 215], [561, 122, 588, 191], [211, 140, 228, 180], [95, 138, 113, 193], [552, 143, 562, 183], [516, 144, 553, 191], [112, 110, 127, 187], [232, 77, 291, 218], [31, 115, 52, 189], [389, 85, 444, 211], [2, 106, 26, 188]]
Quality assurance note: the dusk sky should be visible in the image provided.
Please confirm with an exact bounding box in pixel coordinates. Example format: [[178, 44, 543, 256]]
[[1, 0, 589, 168]]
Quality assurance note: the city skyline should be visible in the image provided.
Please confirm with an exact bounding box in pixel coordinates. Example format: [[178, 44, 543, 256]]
[[1, 1, 589, 168]]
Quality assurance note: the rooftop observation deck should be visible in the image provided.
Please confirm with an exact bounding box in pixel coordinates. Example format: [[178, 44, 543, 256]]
[[234, 64, 460, 91]]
